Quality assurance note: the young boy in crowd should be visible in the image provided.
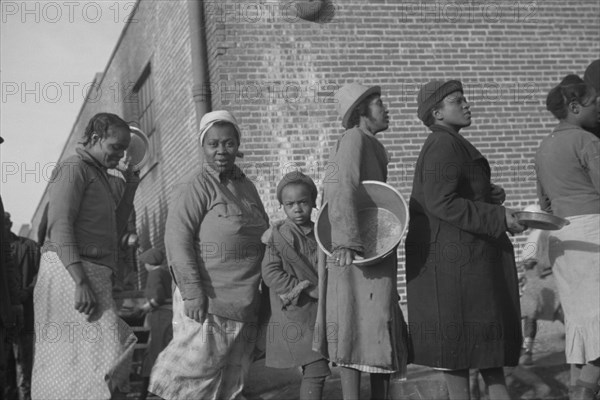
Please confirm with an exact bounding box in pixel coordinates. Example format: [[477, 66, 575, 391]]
[[261, 171, 330, 400]]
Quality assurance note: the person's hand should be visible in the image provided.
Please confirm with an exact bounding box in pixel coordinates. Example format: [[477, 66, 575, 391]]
[[505, 207, 527, 235], [74, 281, 97, 321], [139, 302, 153, 314], [184, 296, 207, 323], [332, 248, 364, 267], [121, 161, 141, 185], [490, 183, 506, 205]]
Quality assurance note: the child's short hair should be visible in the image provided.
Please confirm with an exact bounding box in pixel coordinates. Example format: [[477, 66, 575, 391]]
[[276, 171, 318, 205]]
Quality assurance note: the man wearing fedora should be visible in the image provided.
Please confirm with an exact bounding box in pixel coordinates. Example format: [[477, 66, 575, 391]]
[[314, 83, 408, 400]]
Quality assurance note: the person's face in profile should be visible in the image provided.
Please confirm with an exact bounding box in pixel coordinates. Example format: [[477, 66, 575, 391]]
[[89, 125, 131, 169], [364, 94, 390, 134], [434, 91, 472, 131]]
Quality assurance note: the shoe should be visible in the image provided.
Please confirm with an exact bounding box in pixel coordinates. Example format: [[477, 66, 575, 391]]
[[519, 350, 533, 366]]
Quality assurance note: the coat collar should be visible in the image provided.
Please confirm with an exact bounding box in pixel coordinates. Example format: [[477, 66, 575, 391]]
[[76, 147, 107, 172], [553, 120, 584, 134], [282, 218, 314, 237], [430, 124, 483, 160]]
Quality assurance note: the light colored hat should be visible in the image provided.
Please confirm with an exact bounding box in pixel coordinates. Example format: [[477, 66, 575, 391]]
[[334, 83, 381, 129], [198, 110, 242, 145]]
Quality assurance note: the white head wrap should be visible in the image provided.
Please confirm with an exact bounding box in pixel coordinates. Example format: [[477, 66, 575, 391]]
[[198, 110, 242, 146]]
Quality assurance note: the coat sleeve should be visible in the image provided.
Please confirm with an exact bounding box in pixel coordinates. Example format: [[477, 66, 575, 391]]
[[421, 135, 506, 238], [111, 175, 138, 239], [261, 233, 300, 296], [581, 137, 600, 193], [536, 177, 552, 213], [326, 130, 364, 252], [144, 269, 168, 305], [47, 159, 86, 268], [164, 175, 208, 300]]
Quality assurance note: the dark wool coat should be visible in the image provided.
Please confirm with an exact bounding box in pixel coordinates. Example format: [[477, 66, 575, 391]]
[[405, 125, 522, 370], [261, 219, 322, 368]]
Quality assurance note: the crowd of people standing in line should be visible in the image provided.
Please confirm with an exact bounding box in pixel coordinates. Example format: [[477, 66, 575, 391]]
[[0, 59, 598, 400]]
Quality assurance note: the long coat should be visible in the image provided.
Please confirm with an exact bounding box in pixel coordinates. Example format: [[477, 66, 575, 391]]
[[314, 127, 407, 374], [405, 125, 522, 370], [261, 219, 322, 368]]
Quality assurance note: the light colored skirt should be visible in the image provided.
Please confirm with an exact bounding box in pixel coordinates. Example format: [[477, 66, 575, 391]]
[[149, 287, 256, 400], [31, 252, 137, 400], [550, 214, 600, 364]]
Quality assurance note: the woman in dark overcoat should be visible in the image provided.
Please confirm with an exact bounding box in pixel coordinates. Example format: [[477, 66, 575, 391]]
[[405, 80, 526, 400]]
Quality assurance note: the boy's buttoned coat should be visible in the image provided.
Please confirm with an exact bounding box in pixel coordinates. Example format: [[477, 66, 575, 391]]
[[405, 125, 522, 370]]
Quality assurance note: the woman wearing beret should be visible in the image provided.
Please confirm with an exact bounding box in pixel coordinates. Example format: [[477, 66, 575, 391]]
[[314, 83, 408, 400], [405, 80, 525, 400], [149, 110, 269, 400], [536, 75, 600, 400]]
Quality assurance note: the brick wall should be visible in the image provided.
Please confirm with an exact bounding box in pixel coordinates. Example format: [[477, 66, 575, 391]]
[[30, 0, 600, 297], [203, 0, 600, 298]]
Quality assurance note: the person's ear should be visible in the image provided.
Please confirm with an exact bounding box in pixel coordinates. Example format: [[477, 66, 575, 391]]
[[432, 108, 443, 121], [569, 101, 580, 114]]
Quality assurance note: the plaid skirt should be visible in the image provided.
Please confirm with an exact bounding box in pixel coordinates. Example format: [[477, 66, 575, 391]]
[[31, 252, 137, 400], [149, 287, 256, 400]]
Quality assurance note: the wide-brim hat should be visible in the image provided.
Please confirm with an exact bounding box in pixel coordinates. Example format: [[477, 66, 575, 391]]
[[335, 83, 381, 129]]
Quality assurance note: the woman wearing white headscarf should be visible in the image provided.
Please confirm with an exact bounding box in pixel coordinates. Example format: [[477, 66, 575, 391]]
[[149, 110, 269, 400]]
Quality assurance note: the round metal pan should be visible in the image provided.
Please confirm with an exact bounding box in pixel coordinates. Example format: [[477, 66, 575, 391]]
[[515, 211, 570, 231]]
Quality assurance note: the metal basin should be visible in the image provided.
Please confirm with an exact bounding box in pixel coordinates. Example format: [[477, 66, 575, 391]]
[[118, 126, 150, 171], [315, 180, 409, 266]]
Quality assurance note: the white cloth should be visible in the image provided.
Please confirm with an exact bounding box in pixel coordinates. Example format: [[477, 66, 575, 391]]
[[549, 214, 600, 364], [149, 287, 256, 400], [198, 110, 241, 145], [31, 252, 137, 400]]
